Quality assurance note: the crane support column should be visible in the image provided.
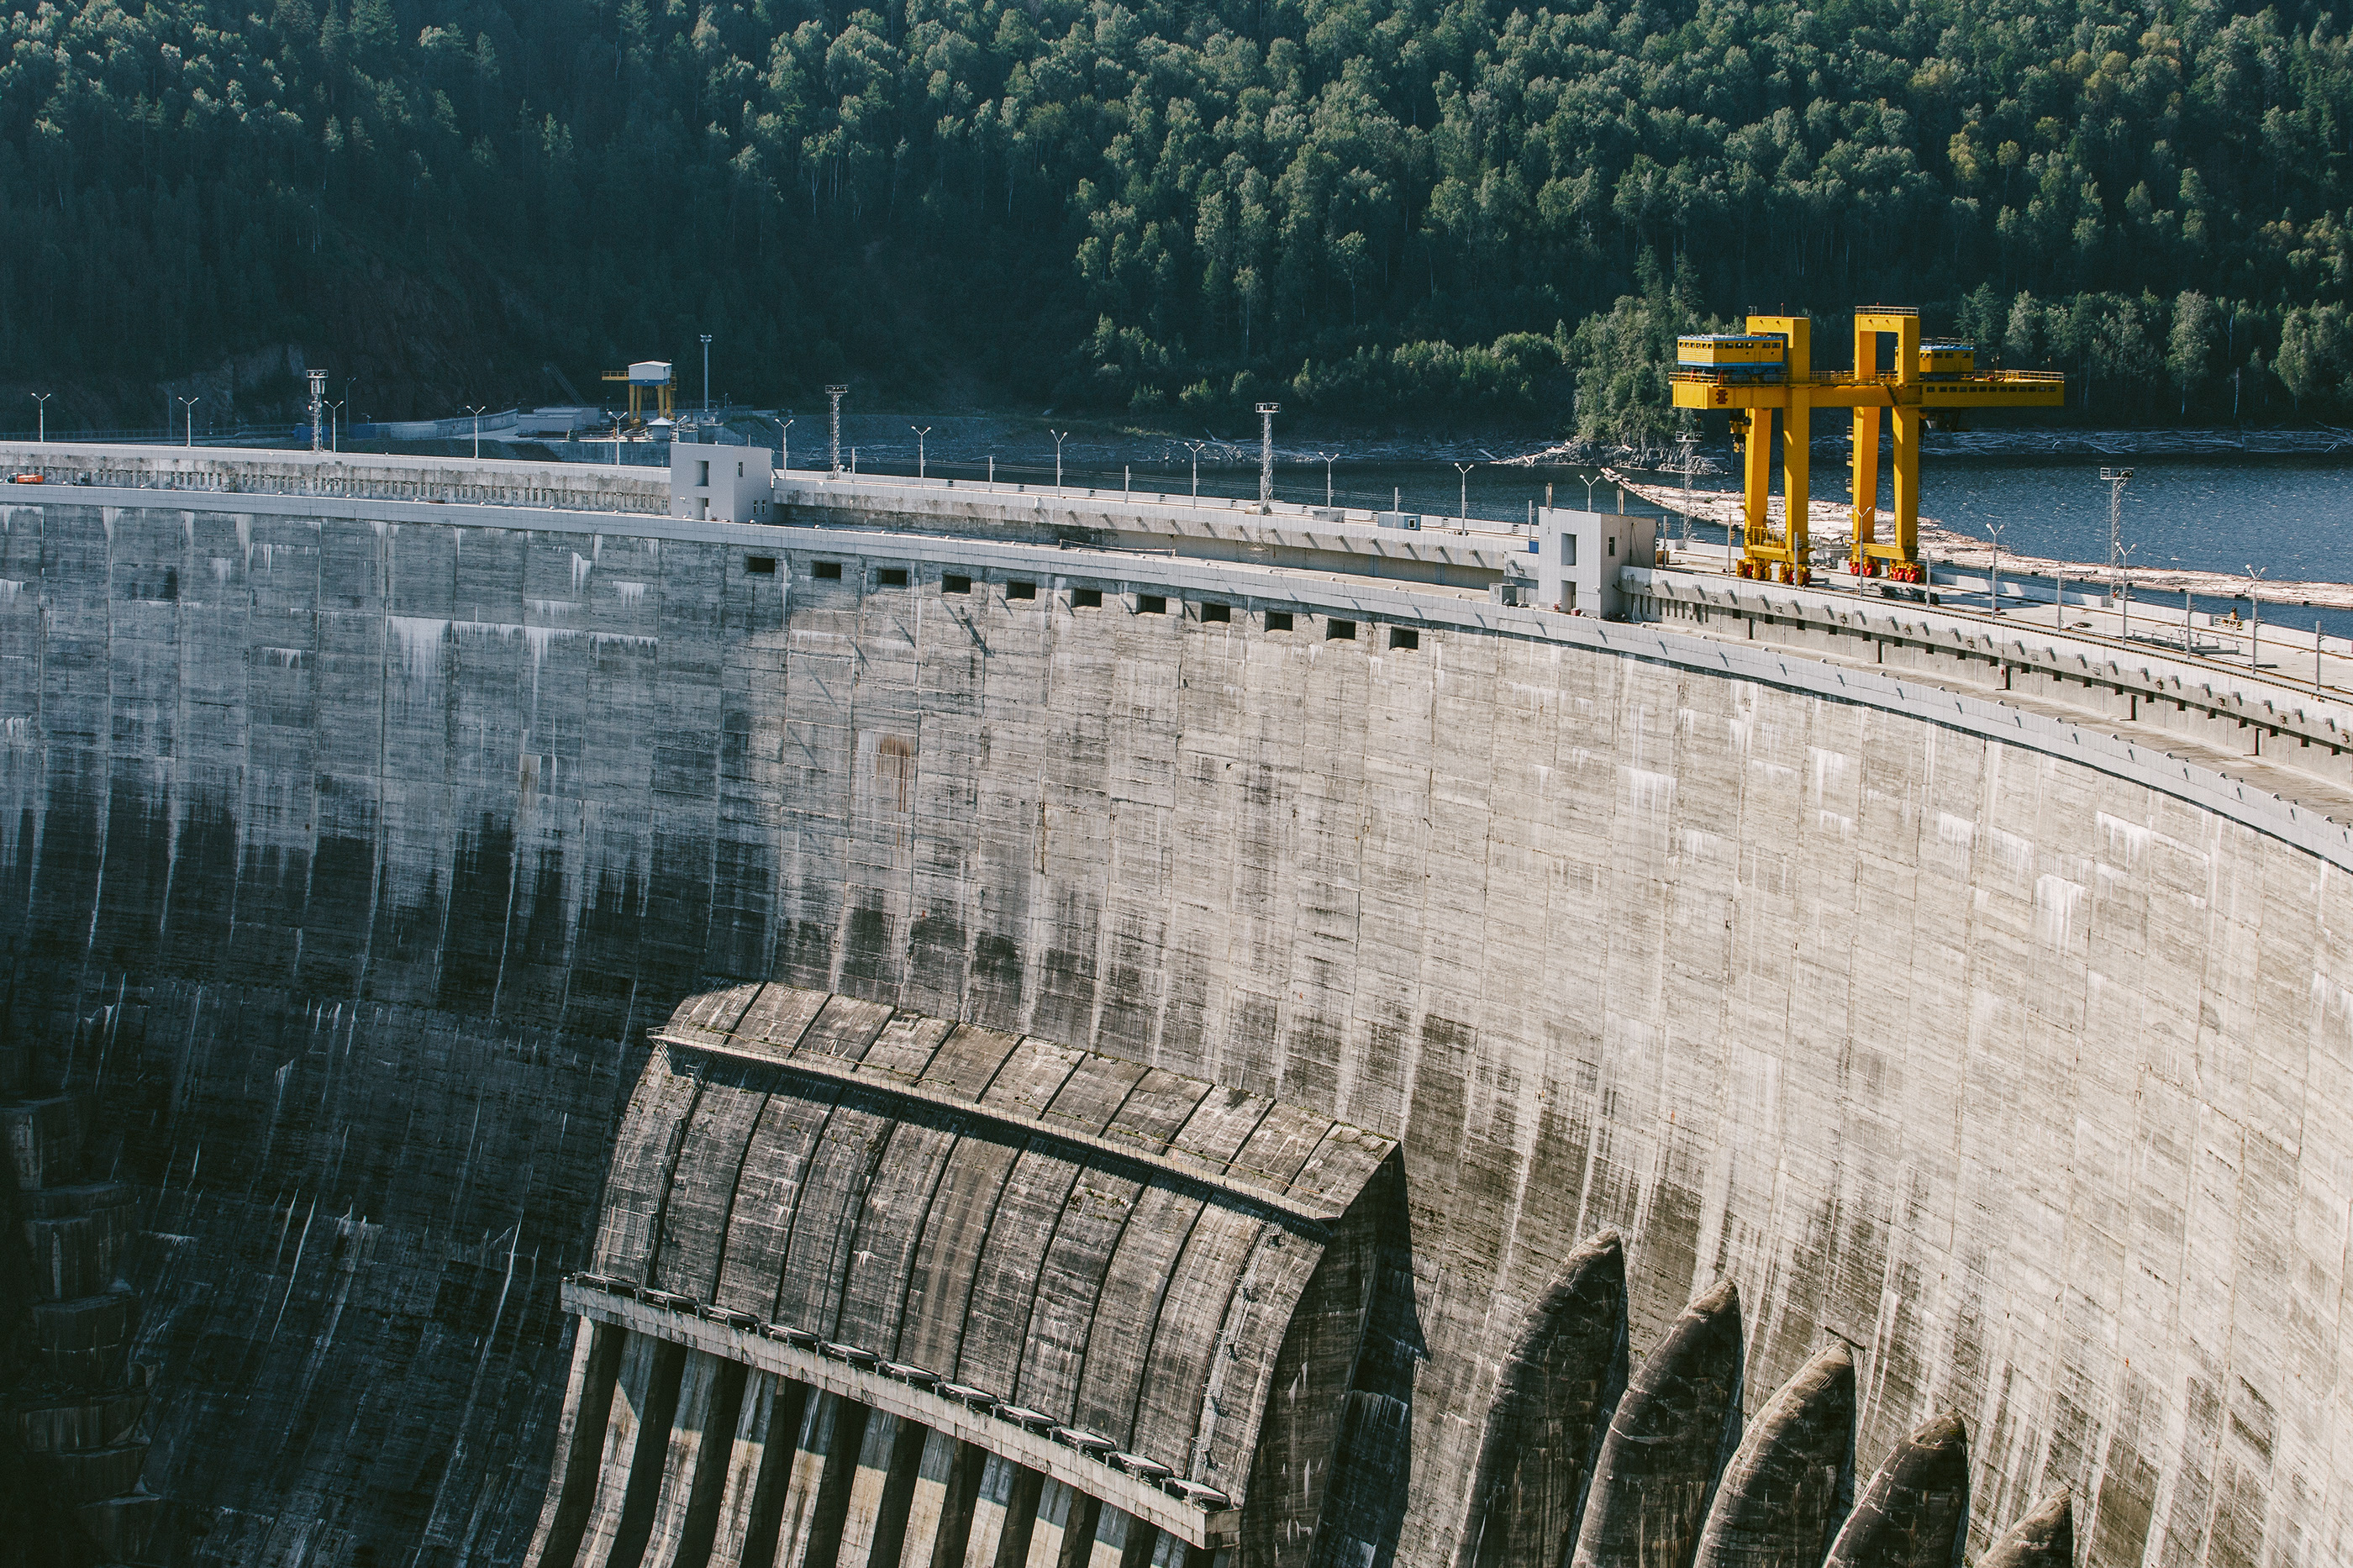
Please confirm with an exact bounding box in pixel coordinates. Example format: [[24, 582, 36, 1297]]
[[1745, 313, 1810, 569], [1743, 409, 1772, 547], [1850, 309, 1921, 571], [1890, 403, 1924, 564], [1850, 403, 1882, 557]]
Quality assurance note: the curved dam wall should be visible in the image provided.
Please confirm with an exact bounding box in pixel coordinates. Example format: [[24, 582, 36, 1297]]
[[0, 490, 2342, 1566]]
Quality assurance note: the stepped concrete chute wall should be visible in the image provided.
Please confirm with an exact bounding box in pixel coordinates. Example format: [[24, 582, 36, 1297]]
[[0, 487, 2341, 1566]]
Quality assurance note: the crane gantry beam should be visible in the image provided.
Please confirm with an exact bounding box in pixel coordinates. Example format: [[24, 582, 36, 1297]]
[[1671, 307, 2064, 581]]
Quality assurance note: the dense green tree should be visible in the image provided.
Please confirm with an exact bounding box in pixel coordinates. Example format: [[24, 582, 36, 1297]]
[[5, 0, 2353, 427]]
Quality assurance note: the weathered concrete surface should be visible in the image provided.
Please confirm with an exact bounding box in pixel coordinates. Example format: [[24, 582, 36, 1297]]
[[1979, 1492, 2074, 1568], [1824, 1416, 1969, 1568], [1567, 1281, 1744, 1568], [1457, 1232, 1625, 1568], [1692, 1344, 1854, 1568], [0, 486, 2343, 1565]]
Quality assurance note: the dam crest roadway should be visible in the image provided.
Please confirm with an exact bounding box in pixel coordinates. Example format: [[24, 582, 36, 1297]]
[[0, 439, 2345, 1568]]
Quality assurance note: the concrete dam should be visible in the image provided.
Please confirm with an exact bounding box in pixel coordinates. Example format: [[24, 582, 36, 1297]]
[[1, 444, 2348, 1568]]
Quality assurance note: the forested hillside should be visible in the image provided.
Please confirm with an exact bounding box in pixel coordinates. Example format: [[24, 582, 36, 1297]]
[[5, 0, 2353, 434]]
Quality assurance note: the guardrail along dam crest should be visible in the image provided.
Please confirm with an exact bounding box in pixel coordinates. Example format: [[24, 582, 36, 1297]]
[[0, 442, 2345, 1568]]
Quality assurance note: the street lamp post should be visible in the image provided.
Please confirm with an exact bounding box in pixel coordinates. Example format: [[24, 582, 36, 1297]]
[[463, 404, 486, 460], [1455, 462, 1475, 525], [2245, 565, 2269, 667], [1183, 441, 1207, 500], [31, 392, 50, 445], [777, 417, 792, 474], [176, 397, 200, 447], [1316, 450, 1341, 507], [910, 426, 931, 480], [1050, 429, 1069, 492], [2116, 542, 2137, 639], [327, 400, 346, 453], [1982, 520, 2005, 614], [701, 335, 713, 413]]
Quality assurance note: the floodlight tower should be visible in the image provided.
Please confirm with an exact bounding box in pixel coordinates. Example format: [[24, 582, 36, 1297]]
[[826, 386, 848, 473], [1256, 403, 1279, 503], [308, 370, 328, 451], [2100, 467, 2134, 601]]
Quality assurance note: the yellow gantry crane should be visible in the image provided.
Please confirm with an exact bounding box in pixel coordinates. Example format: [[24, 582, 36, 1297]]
[[601, 360, 678, 431], [1671, 308, 2065, 581]]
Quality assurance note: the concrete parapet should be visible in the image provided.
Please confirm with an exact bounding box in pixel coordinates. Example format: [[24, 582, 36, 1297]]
[[0, 439, 670, 515]]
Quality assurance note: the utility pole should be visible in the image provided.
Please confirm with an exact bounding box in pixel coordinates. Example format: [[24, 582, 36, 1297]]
[[1677, 424, 1697, 548], [2117, 542, 2136, 639], [1050, 430, 1070, 491], [308, 370, 328, 451], [463, 404, 486, 460], [31, 392, 50, 445], [910, 425, 931, 480], [2099, 467, 2133, 602], [1982, 520, 2005, 614], [701, 334, 713, 413], [1255, 403, 1279, 504], [825, 386, 847, 473], [176, 397, 199, 447], [1455, 461, 1475, 524]]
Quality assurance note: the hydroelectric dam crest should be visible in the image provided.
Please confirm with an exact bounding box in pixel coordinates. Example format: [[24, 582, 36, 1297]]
[[0, 439, 2346, 1568]]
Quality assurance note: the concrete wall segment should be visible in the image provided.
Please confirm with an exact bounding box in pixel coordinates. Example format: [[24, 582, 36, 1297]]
[[0, 485, 2345, 1565]]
